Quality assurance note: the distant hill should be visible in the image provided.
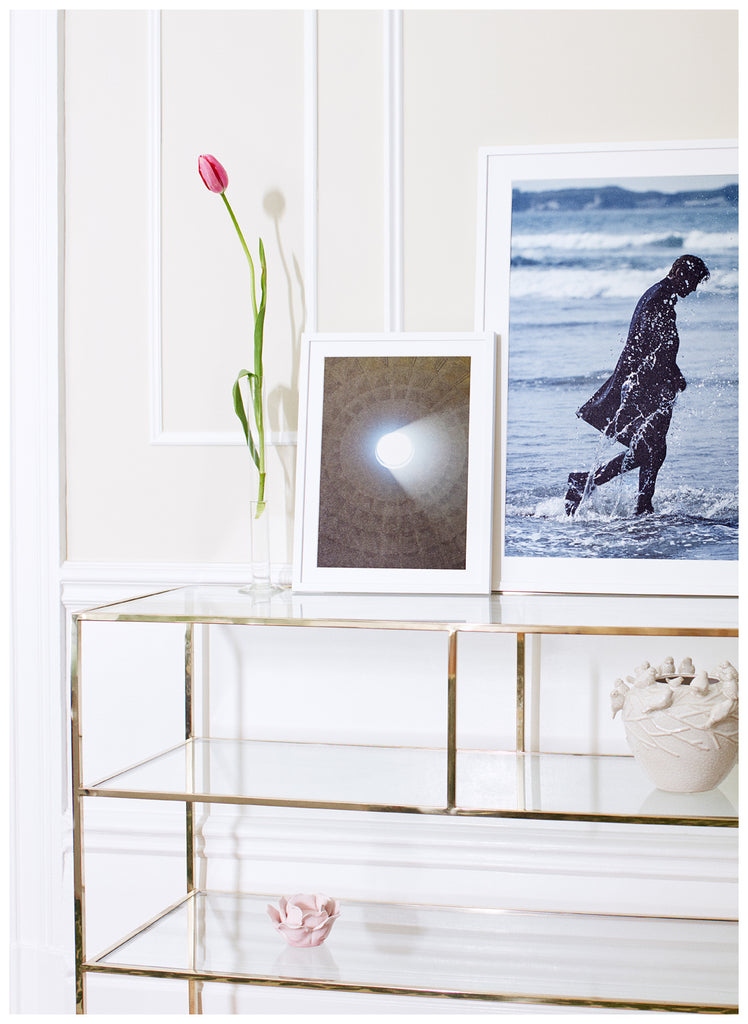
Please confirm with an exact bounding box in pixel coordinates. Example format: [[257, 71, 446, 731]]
[[511, 183, 738, 212]]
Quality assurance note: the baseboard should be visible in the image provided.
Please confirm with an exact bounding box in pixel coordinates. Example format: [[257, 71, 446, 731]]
[[60, 560, 294, 609], [10, 941, 74, 1014], [82, 801, 738, 922]]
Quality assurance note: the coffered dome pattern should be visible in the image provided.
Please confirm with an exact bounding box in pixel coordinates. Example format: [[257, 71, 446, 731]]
[[317, 355, 471, 569]]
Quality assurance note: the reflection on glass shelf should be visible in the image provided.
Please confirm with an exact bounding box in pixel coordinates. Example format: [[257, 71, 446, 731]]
[[457, 751, 737, 821], [92, 890, 737, 1010], [84, 739, 737, 823], [88, 739, 449, 811], [77, 584, 738, 632]]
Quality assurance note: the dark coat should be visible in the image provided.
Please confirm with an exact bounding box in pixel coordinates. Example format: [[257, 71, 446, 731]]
[[577, 277, 686, 448]]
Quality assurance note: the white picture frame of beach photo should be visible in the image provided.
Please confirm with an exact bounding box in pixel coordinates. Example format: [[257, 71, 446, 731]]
[[475, 140, 738, 597], [292, 332, 496, 594]]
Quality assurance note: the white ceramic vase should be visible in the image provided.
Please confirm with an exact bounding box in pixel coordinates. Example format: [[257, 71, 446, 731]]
[[611, 658, 738, 793]]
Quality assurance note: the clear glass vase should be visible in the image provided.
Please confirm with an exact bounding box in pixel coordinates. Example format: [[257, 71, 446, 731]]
[[240, 500, 274, 594]]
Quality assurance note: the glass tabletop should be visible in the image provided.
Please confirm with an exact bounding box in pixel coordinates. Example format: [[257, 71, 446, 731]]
[[76, 585, 738, 633]]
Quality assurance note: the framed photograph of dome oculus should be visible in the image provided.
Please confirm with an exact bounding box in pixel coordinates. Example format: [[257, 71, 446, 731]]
[[475, 140, 738, 597], [292, 332, 497, 594]]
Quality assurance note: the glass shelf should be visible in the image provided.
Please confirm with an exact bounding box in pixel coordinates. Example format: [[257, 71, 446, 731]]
[[77, 585, 738, 635], [83, 738, 738, 825], [87, 890, 738, 1011], [72, 585, 739, 1012]]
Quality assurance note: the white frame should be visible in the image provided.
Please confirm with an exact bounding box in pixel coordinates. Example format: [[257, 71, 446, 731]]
[[475, 140, 738, 597], [293, 332, 496, 594]]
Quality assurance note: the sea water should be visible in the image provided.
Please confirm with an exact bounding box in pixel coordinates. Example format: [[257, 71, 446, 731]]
[[505, 185, 738, 561]]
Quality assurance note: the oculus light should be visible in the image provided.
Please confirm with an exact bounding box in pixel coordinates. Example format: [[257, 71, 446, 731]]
[[375, 430, 414, 469]]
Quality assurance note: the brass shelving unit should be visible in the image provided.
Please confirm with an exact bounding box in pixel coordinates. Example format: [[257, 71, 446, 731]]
[[71, 585, 739, 1014]]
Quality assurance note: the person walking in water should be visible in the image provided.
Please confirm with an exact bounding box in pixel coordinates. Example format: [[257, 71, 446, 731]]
[[565, 254, 710, 516]]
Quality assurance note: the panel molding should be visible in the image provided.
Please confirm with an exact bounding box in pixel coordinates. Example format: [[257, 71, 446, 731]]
[[148, 8, 404, 445], [148, 9, 405, 442], [147, 8, 308, 447], [384, 10, 404, 331], [147, 8, 163, 445], [304, 9, 319, 334]]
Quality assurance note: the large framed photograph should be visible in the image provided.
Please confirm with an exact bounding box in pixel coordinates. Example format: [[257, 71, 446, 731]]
[[293, 332, 496, 594], [476, 140, 738, 596]]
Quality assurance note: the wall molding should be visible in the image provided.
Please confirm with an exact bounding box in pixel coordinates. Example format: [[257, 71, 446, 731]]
[[147, 8, 310, 447], [81, 801, 738, 921], [9, 9, 71, 1011], [146, 8, 403, 441], [383, 10, 404, 331], [304, 9, 319, 333], [147, 9, 163, 445], [61, 560, 294, 610]]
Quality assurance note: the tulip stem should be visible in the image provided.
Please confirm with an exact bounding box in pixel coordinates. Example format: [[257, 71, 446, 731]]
[[221, 192, 258, 320], [221, 191, 268, 517]]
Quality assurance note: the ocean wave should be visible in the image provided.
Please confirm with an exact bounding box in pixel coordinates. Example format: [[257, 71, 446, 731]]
[[506, 485, 738, 525], [508, 373, 613, 389], [509, 319, 610, 330], [504, 512, 738, 560], [512, 228, 737, 254], [509, 266, 737, 300], [508, 374, 738, 390]]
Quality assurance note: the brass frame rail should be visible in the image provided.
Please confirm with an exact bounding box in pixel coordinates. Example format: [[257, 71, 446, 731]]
[[70, 588, 739, 1014]]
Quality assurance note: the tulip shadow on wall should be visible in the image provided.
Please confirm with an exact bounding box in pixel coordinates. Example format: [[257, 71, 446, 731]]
[[262, 188, 306, 558]]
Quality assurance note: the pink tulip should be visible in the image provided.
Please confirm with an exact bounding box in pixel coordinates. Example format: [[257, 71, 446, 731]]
[[198, 154, 229, 194], [198, 151, 269, 514], [267, 894, 340, 948]]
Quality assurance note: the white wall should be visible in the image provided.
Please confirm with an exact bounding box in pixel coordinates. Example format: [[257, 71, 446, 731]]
[[402, 10, 738, 330], [62, 8, 738, 574], [10, 7, 739, 1015]]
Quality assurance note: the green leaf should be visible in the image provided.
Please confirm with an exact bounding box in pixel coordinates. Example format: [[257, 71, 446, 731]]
[[232, 370, 251, 443], [231, 237, 267, 492], [232, 369, 261, 471]]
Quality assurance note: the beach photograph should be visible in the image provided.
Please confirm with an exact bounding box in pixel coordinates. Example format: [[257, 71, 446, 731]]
[[504, 173, 738, 563]]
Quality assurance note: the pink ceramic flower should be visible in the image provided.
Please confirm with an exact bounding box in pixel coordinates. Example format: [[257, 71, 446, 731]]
[[198, 154, 229, 194], [267, 894, 340, 947]]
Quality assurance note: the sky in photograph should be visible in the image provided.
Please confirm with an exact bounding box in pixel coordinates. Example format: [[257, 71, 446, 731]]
[[515, 175, 737, 193]]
